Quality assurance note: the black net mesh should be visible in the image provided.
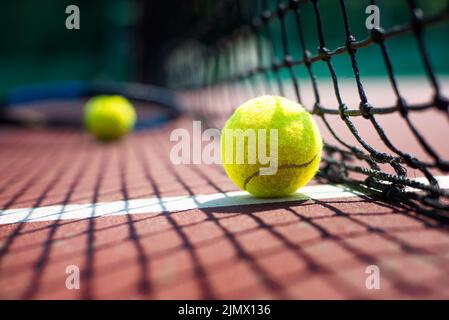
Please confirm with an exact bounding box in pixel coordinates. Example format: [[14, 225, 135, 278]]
[[164, 0, 449, 222]]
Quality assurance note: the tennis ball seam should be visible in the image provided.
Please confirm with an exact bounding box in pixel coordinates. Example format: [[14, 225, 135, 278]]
[[242, 153, 319, 190]]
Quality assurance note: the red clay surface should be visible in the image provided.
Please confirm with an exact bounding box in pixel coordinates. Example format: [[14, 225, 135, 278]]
[[1, 116, 449, 299]]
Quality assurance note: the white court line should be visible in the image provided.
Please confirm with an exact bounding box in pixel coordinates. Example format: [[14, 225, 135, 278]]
[[0, 176, 448, 226]]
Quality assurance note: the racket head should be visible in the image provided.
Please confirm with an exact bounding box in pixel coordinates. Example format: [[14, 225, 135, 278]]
[[0, 80, 181, 129]]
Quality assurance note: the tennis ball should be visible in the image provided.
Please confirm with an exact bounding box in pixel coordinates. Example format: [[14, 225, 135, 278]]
[[221, 95, 322, 198], [84, 95, 136, 141]]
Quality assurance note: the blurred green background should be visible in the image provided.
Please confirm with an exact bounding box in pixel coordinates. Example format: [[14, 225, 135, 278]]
[[0, 0, 447, 95], [0, 0, 137, 94]]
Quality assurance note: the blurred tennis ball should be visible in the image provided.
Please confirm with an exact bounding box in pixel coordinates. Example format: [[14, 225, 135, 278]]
[[221, 95, 322, 198], [84, 95, 137, 141]]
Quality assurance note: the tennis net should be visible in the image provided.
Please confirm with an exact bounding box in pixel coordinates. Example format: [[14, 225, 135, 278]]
[[163, 0, 449, 221]]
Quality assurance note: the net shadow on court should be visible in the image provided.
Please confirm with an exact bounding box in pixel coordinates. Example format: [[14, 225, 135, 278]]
[[1, 123, 449, 299]]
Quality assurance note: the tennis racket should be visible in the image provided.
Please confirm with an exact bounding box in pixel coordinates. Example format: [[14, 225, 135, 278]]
[[0, 80, 181, 130]]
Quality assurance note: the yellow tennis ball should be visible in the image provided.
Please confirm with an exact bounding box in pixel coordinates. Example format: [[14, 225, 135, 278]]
[[84, 95, 136, 141], [221, 95, 322, 198]]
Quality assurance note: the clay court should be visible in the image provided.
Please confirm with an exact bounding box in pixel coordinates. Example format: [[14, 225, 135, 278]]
[[1, 0, 449, 300]]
